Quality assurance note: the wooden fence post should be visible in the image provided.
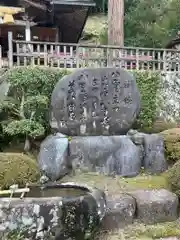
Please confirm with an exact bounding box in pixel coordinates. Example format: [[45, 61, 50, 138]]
[[8, 31, 13, 68], [0, 45, 2, 68]]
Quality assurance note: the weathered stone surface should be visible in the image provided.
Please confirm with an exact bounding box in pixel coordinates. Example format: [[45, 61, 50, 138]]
[[143, 134, 167, 173], [129, 131, 145, 145], [38, 133, 69, 181], [129, 131, 145, 166], [114, 137, 142, 177], [50, 68, 140, 136], [0, 183, 107, 240], [101, 194, 136, 230], [157, 72, 180, 122], [69, 136, 142, 177], [129, 189, 179, 224], [127, 129, 138, 136], [127, 130, 167, 171]]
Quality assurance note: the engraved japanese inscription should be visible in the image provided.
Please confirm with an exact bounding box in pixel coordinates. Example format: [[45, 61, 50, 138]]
[[50, 68, 141, 136]]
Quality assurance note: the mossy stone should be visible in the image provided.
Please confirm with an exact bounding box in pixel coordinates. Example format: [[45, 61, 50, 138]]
[[0, 153, 40, 189], [62, 172, 169, 196], [160, 128, 180, 163]]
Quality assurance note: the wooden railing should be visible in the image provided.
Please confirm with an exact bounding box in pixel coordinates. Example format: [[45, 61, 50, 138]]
[[0, 45, 4, 68], [6, 38, 180, 71]]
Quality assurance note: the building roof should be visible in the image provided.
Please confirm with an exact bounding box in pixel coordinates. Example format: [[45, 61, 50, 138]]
[[52, 0, 95, 6], [0, 0, 96, 43]]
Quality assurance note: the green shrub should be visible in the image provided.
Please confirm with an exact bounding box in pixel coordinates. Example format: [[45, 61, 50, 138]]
[[160, 128, 180, 163], [0, 153, 39, 189], [133, 71, 160, 131], [7, 66, 68, 96], [1, 67, 68, 149], [167, 159, 180, 196]]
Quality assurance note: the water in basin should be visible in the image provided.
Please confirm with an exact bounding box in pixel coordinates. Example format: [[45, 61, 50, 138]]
[[0, 185, 89, 198]]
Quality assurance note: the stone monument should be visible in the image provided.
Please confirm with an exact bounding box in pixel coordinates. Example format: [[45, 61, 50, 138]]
[[50, 68, 141, 135], [38, 68, 167, 181]]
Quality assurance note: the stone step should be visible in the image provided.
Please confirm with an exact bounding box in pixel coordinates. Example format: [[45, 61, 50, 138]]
[[101, 189, 179, 231]]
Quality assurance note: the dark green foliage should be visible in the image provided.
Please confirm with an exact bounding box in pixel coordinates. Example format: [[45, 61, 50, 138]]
[[0, 67, 68, 149], [95, 0, 180, 48], [133, 71, 160, 131], [7, 67, 65, 96]]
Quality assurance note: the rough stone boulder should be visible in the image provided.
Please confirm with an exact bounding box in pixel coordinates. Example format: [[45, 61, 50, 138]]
[[128, 130, 167, 173], [101, 193, 136, 230], [143, 134, 167, 173], [129, 189, 179, 224], [50, 68, 141, 136], [127, 130, 145, 165], [69, 135, 142, 177], [38, 133, 69, 181]]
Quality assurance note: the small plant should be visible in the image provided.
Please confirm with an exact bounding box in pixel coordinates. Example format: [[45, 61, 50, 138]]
[[3, 230, 25, 240]]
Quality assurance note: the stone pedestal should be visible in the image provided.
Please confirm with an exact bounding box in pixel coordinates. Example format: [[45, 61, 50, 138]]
[[101, 194, 136, 230], [129, 189, 179, 224]]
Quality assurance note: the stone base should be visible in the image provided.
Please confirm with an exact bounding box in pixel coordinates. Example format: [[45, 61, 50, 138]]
[[101, 189, 179, 231], [101, 194, 136, 230], [38, 131, 167, 181], [129, 189, 179, 224]]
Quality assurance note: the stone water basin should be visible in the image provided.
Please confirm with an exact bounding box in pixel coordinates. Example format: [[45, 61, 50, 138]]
[[0, 182, 107, 239]]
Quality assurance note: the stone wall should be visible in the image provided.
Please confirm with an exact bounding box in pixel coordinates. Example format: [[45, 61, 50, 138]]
[[157, 72, 180, 122]]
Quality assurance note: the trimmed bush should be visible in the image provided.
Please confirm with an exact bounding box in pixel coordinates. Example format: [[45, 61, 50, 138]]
[[167, 159, 180, 197], [0, 153, 40, 189], [160, 128, 180, 163]]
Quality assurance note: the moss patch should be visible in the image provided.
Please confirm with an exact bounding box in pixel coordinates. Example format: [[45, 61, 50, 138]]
[[150, 120, 177, 133], [96, 221, 180, 239], [62, 172, 169, 196], [167, 159, 180, 197], [160, 128, 180, 164], [0, 153, 39, 189]]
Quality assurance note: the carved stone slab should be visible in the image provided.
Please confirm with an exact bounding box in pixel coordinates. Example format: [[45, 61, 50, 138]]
[[50, 68, 141, 136]]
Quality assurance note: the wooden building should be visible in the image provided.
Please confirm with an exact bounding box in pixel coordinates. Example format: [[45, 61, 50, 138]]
[[0, 0, 95, 58]]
